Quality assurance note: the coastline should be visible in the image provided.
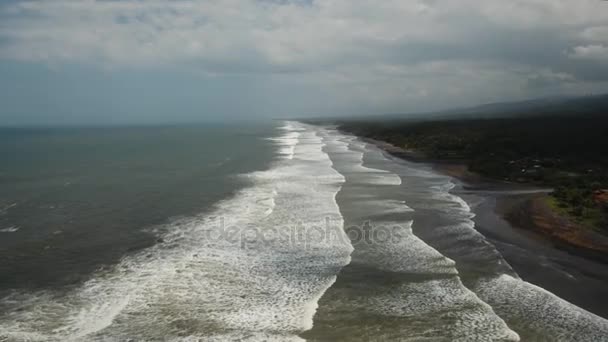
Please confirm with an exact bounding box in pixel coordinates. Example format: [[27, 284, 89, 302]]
[[360, 135, 608, 319], [365, 136, 608, 259]]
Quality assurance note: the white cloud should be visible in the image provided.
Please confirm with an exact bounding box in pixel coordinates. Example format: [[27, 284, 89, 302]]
[[1, 0, 606, 69], [569, 44, 608, 61], [581, 26, 608, 43], [1, 0, 608, 116]]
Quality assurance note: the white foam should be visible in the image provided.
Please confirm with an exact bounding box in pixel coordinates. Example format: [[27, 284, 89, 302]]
[[267, 129, 300, 160], [365, 277, 521, 341], [0, 226, 19, 233], [0, 203, 17, 215], [355, 199, 414, 216], [321, 131, 402, 186], [384, 146, 608, 340], [0, 122, 352, 341], [320, 128, 457, 274], [317, 127, 520, 340], [475, 274, 608, 341], [351, 219, 458, 274]]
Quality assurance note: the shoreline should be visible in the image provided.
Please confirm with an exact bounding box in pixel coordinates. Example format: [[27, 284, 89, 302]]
[[360, 135, 608, 319], [364, 136, 608, 260]]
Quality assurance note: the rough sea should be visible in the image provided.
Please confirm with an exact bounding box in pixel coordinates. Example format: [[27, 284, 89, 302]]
[[1, 122, 607, 341]]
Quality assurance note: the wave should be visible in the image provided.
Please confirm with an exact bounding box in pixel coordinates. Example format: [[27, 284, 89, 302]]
[[323, 135, 401, 186], [476, 274, 608, 341], [0, 122, 352, 341], [0, 226, 19, 233], [311, 127, 520, 341], [5, 122, 605, 341], [351, 132, 608, 341], [266, 132, 300, 160]]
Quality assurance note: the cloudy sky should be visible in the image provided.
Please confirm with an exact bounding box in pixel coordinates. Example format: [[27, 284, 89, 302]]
[[1, 0, 608, 125]]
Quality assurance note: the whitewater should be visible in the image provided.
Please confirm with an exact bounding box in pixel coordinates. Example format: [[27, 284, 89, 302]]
[[1, 122, 607, 341]]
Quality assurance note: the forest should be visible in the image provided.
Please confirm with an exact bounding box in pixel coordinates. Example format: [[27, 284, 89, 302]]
[[336, 95, 608, 233]]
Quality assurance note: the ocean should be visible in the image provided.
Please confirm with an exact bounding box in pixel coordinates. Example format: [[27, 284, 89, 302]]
[[0, 122, 607, 341]]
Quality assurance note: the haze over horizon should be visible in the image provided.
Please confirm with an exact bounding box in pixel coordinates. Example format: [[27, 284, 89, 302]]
[[2, 0, 608, 125]]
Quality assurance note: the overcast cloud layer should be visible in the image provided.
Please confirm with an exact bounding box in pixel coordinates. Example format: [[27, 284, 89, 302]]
[[1, 0, 608, 124]]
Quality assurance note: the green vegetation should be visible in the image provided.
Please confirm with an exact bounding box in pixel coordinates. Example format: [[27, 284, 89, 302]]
[[337, 96, 608, 233]]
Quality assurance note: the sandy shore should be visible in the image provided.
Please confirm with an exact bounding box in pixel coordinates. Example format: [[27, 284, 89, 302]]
[[366, 136, 608, 256], [362, 136, 608, 319]]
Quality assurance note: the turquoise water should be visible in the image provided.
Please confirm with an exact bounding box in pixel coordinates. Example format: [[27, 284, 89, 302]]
[[0, 124, 276, 290]]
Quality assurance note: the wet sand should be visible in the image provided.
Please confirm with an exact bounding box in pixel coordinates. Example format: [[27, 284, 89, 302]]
[[468, 191, 608, 319], [364, 136, 608, 319]]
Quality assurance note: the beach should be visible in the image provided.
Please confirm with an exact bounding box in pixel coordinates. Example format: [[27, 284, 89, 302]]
[[2, 121, 608, 341], [365, 136, 608, 319]]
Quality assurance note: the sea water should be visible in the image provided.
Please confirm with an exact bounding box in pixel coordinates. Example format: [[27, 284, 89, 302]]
[[1, 122, 607, 341]]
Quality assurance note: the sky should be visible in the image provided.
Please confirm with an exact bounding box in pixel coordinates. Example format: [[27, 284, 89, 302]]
[[1, 0, 608, 125]]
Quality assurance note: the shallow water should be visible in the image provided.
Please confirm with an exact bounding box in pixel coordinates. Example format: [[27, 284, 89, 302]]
[[311, 126, 608, 341], [1, 122, 607, 341]]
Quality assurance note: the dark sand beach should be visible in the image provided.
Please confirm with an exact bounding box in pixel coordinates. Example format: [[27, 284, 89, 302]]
[[367, 137, 608, 319]]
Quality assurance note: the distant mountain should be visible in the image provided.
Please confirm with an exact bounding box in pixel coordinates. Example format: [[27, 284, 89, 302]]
[[377, 94, 608, 122]]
